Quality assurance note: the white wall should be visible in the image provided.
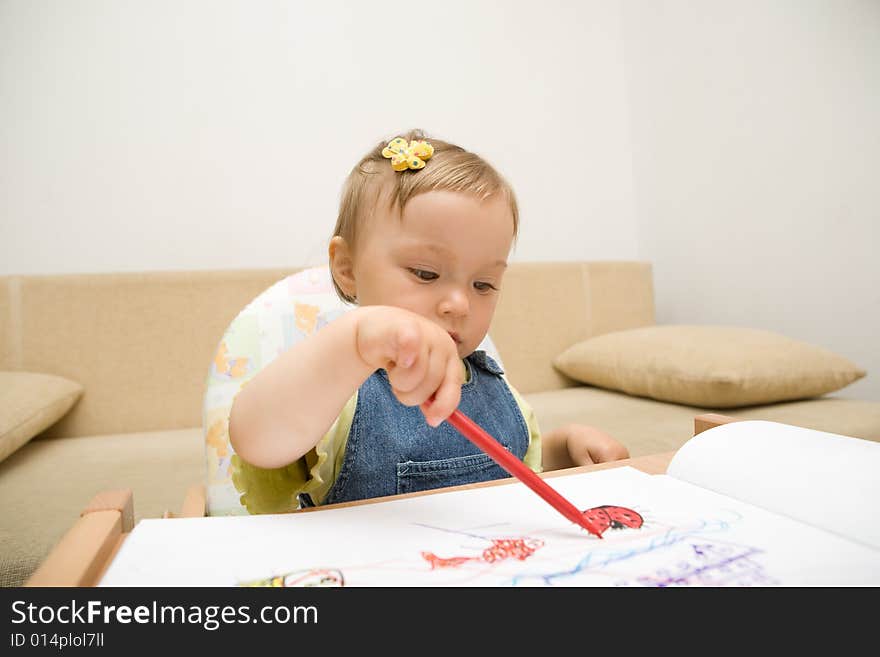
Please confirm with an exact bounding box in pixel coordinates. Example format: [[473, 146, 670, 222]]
[[3, 1, 877, 400], [621, 0, 880, 400], [0, 0, 638, 274]]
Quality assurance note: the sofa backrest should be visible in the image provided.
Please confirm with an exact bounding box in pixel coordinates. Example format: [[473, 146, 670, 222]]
[[0, 268, 297, 440], [0, 261, 654, 439], [490, 261, 655, 394]]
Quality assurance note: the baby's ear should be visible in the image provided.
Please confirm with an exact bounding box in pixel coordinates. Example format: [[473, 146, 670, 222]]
[[328, 236, 357, 300]]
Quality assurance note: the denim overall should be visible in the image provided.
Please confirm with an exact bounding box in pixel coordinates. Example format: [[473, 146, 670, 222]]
[[309, 351, 530, 506]]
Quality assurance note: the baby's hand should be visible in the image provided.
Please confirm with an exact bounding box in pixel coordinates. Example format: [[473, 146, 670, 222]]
[[355, 306, 462, 427], [564, 424, 630, 466], [541, 423, 630, 470]]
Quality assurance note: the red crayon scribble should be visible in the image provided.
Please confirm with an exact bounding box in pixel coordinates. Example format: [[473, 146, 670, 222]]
[[421, 537, 545, 570], [482, 537, 543, 563], [421, 553, 478, 569], [581, 505, 644, 537]]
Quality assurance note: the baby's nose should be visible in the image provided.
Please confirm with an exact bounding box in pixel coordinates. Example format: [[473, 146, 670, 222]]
[[439, 288, 469, 316]]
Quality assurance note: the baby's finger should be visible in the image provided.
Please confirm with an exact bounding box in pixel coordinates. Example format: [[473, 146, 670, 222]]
[[395, 344, 446, 408], [421, 355, 462, 427], [570, 449, 596, 467], [392, 322, 421, 370], [387, 324, 429, 395], [587, 440, 630, 464], [574, 426, 629, 464]]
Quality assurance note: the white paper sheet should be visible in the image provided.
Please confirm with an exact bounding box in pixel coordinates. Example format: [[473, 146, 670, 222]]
[[99, 466, 879, 587], [667, 421, 880, 549]]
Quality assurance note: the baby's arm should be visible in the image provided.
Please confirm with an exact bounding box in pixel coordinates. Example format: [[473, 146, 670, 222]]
[[229, 305, 462, 469], [541, 423, 630, 471]]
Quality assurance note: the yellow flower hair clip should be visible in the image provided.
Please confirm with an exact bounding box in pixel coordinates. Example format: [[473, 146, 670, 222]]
[[382, 137, 434, 171]]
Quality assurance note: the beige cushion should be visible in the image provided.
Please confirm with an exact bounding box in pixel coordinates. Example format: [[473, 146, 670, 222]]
[[0, 371, 83, 463], [552, 325, 866, 408]]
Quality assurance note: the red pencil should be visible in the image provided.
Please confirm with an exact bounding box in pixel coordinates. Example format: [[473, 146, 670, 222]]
[[445, 408, 603, 538]]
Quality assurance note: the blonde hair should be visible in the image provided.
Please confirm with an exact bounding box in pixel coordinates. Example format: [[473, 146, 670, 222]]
[[331, 129, 518, 303]]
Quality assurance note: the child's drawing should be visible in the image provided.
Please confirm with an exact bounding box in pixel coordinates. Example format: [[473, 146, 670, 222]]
[[232, 504, 786, 587], [239, 505, 650, 587], [239, 567, 344, 587], [581, 505, 644, 536], [422, 536, 545, 569], [100, 468, 880, 587], [506, 509, 777, 586], [619, 540, 778, 587]]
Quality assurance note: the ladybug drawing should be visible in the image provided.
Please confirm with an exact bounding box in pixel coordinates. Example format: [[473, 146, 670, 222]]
[[582, 505, 644, 537]]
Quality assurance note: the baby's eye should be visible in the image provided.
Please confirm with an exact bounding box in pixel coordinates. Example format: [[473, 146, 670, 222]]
[[409, 268, 438, 282], [474, 281, 498, 292]]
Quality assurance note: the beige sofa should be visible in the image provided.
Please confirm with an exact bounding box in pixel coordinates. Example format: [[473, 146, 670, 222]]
[[2, 261, 878, 587]]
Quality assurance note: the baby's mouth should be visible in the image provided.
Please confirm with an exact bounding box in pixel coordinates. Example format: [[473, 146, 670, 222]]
[[448, 331, 462, 345]]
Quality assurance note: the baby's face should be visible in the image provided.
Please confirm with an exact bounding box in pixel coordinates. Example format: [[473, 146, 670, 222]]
[[351, 190, 514, 358]]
